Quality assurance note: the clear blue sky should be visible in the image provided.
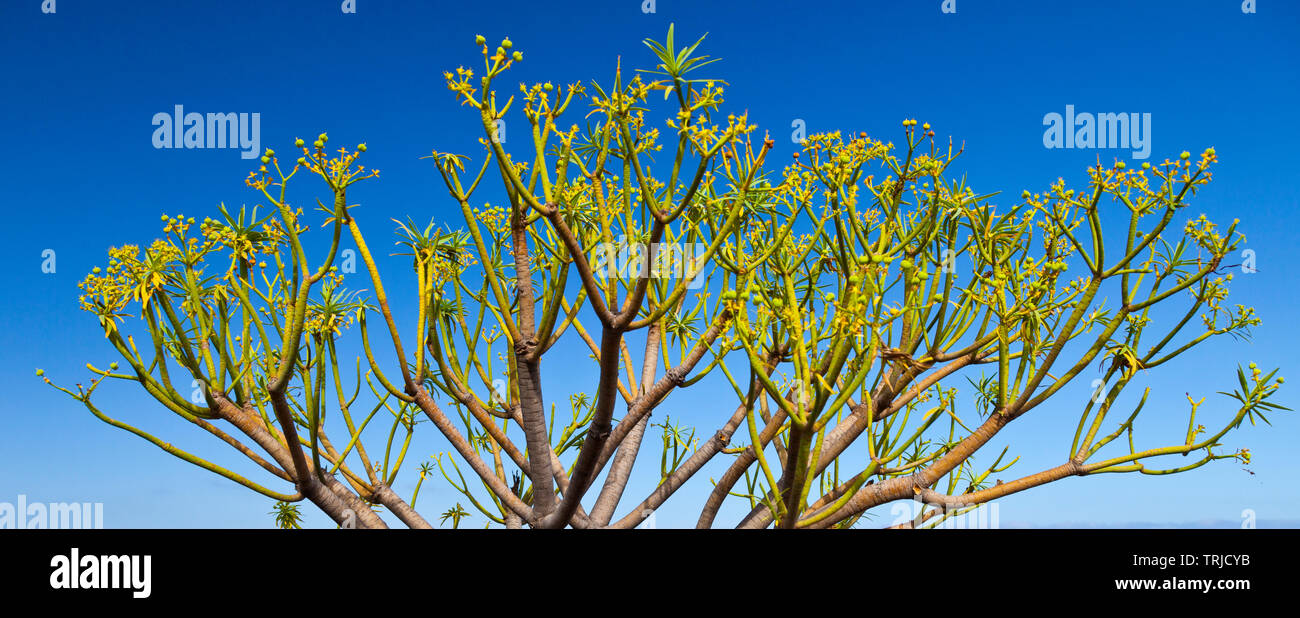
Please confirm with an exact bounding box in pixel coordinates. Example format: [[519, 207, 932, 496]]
[[2, 0, 1297, 528]]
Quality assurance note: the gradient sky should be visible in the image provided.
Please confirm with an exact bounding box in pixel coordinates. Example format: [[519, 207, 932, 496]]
[[1, 0, 1297, 529]]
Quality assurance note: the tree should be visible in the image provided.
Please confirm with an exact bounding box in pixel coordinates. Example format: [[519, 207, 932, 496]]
[[44, 27, 1286, 529]]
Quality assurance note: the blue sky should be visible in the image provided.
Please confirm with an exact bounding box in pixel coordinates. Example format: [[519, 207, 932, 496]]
[[1, 0, 1297, 529]]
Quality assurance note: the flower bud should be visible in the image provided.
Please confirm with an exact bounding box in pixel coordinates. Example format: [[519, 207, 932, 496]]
[[295, 138, 305, 148], [358, 143, 367, 152], [475, 35, 486, 45], [109, 362, 119, 370]]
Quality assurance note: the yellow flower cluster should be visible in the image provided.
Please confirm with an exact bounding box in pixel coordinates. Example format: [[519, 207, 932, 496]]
[[444, 66, 479, 106], [475, 204, 508, 235], [299, 136, 380, 190], [77, 231, 190, 335], [304, 274, 359, 337], [200, 218, 283, 271], [78, 245, 140, 319], [593, 74, 656, 118], [1184, 212, 1233, 255], [430, 254, 472, 287]]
